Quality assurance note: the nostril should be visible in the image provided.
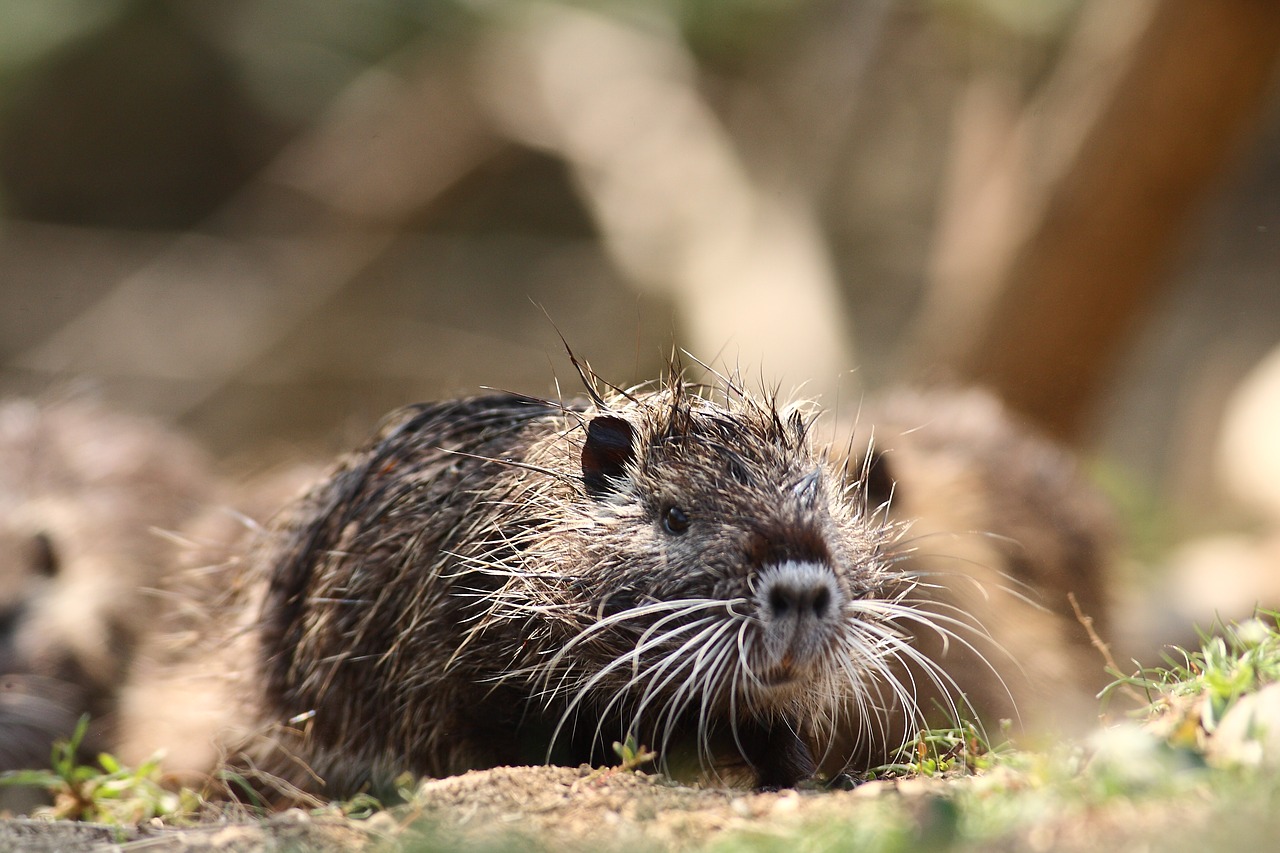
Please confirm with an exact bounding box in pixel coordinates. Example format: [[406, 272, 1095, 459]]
[[812, 586, 830, 620], [769, 587, 791, 617]]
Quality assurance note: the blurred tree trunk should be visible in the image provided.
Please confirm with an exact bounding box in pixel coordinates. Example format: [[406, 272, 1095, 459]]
[[913, 0, 1280, 442], [475, 5, 858, 399]]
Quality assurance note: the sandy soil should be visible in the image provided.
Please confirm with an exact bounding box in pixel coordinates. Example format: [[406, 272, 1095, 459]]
[[0, 765, 959, 852]]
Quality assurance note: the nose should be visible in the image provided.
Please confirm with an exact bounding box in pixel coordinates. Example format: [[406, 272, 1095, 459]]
[[758, 561, 841, 624]]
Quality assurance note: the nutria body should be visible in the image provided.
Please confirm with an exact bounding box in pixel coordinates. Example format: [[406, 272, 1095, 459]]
[[259, 384, 929, 794], [123, 379, 970, 798]]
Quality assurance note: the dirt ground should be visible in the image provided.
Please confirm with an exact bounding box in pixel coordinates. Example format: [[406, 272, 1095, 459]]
[[2, 758, 1220, 853], [0, 765, 969, 852]]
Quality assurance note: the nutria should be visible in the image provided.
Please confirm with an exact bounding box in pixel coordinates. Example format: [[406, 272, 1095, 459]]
[[853, 387, 1114, 737], [0, 396, 213, 784], [120, 373, 984, 799], [117, 373, 1114, 801]]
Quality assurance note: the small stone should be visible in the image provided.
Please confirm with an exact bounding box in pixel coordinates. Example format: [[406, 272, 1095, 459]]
[[363, 811, 401, 836], [1209, 682, 1280, 769], [851, 780, 889, 799], [770, 791, 800, 814], [894, 778, 933, 798], [273, 808, 311, 826]]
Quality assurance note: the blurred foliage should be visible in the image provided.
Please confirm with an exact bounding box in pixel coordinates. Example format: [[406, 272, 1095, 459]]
[[0, 0, 129, 81], [0, 0, 1275, 543]]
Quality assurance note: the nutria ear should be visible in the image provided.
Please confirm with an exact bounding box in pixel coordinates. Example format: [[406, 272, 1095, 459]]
[[582, 416, 635, 496], [859, 449, 896, 514], [30, 532, 58, 578]]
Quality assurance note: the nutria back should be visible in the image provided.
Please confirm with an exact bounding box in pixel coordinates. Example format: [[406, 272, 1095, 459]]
[[855, 387, 1114, 735]]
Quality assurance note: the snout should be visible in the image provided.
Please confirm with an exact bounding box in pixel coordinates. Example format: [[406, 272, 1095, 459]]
[[753, 560, 844, 684]]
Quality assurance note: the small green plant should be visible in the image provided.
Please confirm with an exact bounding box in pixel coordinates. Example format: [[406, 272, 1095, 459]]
[[611, 734, 657, 772], [1106, 610, 1280, 750], [339, 789, 390, 820], [0, 715, 199, 823], [871, 720, 1003, 780], [568, 733, 659, 788]]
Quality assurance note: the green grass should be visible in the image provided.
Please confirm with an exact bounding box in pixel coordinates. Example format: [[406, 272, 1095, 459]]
[[706, 609, 1280, 853], [1107, 610, 1280, 745], [0, 715, 200, 823], [869, 720, 1007, 781]]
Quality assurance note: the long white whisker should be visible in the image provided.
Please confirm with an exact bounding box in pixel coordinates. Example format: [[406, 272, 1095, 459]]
[[533, 599, 732, 698], [545, 613, 719, 715]]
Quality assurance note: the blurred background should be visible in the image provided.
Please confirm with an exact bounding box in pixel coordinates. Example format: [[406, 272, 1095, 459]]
[[1, 0, 1279, 621]]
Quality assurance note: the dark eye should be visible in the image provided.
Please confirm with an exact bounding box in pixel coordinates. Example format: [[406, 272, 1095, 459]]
[[662, 506, 690, 535]]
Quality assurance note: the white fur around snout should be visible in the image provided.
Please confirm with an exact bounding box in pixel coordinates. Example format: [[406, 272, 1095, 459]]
[[752, 560, 844, 677]]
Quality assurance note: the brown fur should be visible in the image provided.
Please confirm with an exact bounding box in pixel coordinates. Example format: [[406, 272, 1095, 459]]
[[120, 381, 917, 799], [113, 458, 323, 790]]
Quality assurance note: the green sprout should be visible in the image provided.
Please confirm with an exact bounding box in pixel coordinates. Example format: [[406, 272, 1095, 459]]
[[871, 720, 1003, 780], [0, 715, 198, 824], [611, 734, 658, 772], [1106, 610, 1280, 751]]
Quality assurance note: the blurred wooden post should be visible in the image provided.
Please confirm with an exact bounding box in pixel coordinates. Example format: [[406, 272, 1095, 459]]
[[914, 0, 1280, 441]]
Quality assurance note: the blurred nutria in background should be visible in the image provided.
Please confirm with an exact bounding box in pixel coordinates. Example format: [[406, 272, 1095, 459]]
[[847, 388, 1115, 748], [0, 395, 214, 791]]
